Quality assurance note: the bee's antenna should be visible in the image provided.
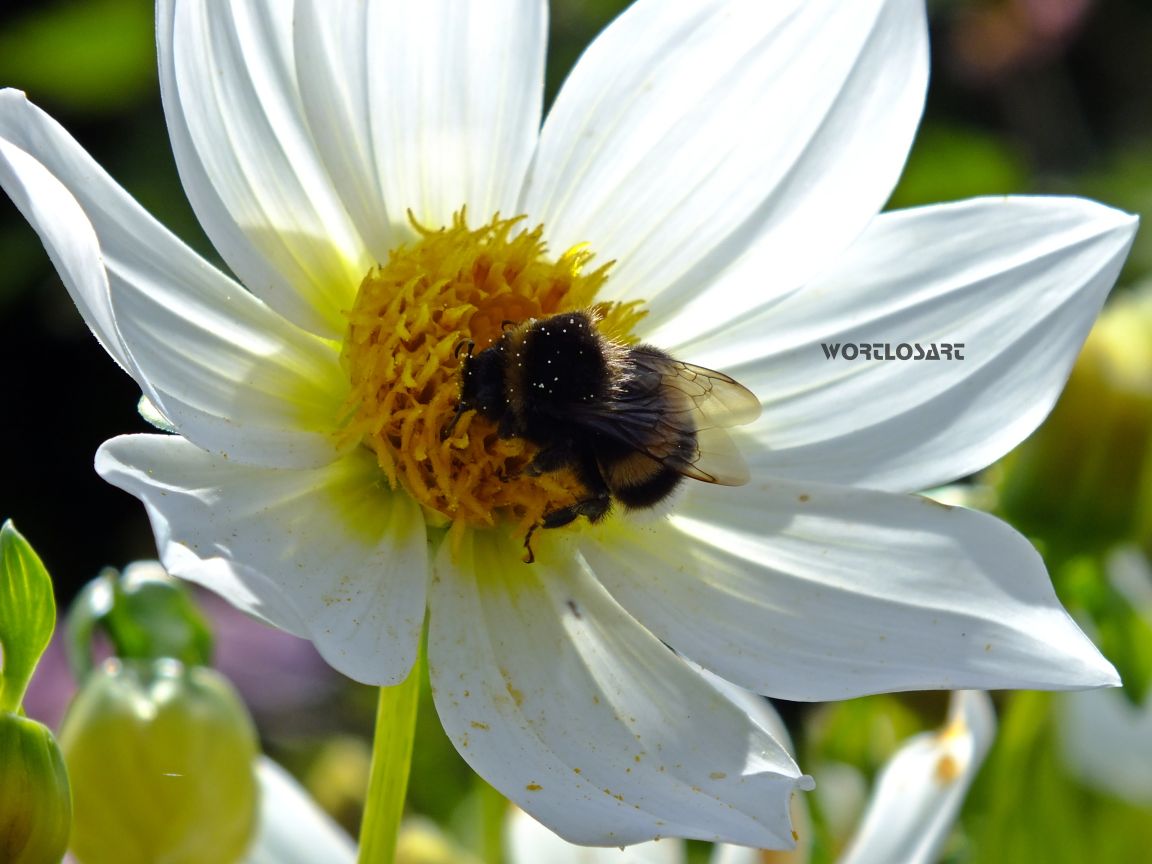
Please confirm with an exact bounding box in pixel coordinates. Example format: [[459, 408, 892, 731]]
[[454, 338, 475, 359]]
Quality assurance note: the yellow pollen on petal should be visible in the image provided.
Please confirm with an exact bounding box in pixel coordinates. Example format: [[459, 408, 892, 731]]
[[338, 211, 645, 541]]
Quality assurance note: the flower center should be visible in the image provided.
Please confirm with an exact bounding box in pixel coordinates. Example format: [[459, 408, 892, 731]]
[[339, 211, 644, 540]]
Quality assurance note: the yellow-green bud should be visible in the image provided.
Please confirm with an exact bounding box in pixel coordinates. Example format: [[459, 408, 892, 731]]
[[0, 713, 71, 864], [995, 285, 1152, 554], [59, 658, 259, 864], [396, 818, 483, 864]]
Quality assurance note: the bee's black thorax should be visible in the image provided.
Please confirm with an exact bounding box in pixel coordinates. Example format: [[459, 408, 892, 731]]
[[457, 312, 613, 437], [451, 309, 721, 549], [515, 312, 612, 435]]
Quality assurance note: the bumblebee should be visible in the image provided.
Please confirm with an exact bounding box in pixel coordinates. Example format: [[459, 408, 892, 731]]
[[449, 311, 760, 559]]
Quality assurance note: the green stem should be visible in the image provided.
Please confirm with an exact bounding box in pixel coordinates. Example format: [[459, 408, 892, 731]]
[[357, 640, 424, 864], [477, 777, 507, 864]]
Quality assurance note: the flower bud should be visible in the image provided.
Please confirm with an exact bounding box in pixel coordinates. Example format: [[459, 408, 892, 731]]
[[65, 562, 213, 683], [0, 712, 71, 864], [59, 657, 258, 864]]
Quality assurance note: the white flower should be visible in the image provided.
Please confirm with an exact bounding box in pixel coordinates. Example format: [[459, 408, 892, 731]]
[[1059, 686, 1152, 806], [244, 758, 357, 864], [836, 691, 995, 864], [0, 0, 1135, 848]]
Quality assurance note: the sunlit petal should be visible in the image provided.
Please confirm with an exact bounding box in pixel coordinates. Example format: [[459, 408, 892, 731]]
[[681, 197, 1138, 492], [296, 0, 547, 246], [158, 0, 370, 338], [97, 435, 427, 685], [429, 530, 807, 848], [582, 480, 1117, 701], [0, 90, 347, 469], [523, 0, 927, 346]]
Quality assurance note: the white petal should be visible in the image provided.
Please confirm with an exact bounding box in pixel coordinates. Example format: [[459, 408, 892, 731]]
[[1059, 688, 1152, 805], [159, 0, 370, 338], [0, 90, 349, 469], [506, 806, 684, 864], [96, 435, 427, 685], [0, 134, 130, 372], [698, 671, 796, 759], [295, 0, 546, 243], [580, 479, 1118, 702], [683, 197, 1138, 493], [105, 266, 350, 469], [839, 691, 996, 864], [428, 530, 806, 848], [697, 678, 814, 864], [244, 758, 356, 864], [521, 0, 927, 346]]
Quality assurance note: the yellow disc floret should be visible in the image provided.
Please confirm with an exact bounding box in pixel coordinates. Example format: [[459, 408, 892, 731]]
[[339, 211, 644, 540]]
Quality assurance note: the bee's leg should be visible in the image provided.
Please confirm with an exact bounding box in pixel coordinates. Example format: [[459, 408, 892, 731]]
[[524, 440, 577, 475], [523, 490, 610, 565], [522, 524, 539, 564], [524, 492, 611, 563], [539, 447, 612, 527], [541, 493, 611, 528], [521, 445, 610, 563], [441, 400, 470, 438], [573, 448, 612, 522]]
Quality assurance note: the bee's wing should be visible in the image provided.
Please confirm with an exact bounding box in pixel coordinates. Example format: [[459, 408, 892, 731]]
[[598, 347, 760, 486], [672, 425, 751, 486], [659, 358, 762, 430]]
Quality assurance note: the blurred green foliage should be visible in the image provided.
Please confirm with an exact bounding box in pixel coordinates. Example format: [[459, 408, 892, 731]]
[[1086, 146, 1152, 278], [0, 0, 154, 113], [888, 124, 1030, 210], [966, 691, 1152, 864]]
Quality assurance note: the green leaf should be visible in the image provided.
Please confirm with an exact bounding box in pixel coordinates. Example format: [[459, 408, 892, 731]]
[[0, 521, 56, 714], [803, 693, 927, 773]]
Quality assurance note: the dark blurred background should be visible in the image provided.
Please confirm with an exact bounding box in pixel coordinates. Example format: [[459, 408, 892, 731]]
[[1, 0, 1150, 604]]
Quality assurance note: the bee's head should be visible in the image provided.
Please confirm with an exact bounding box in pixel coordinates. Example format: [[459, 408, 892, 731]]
[[443, 338, 507, 438]]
